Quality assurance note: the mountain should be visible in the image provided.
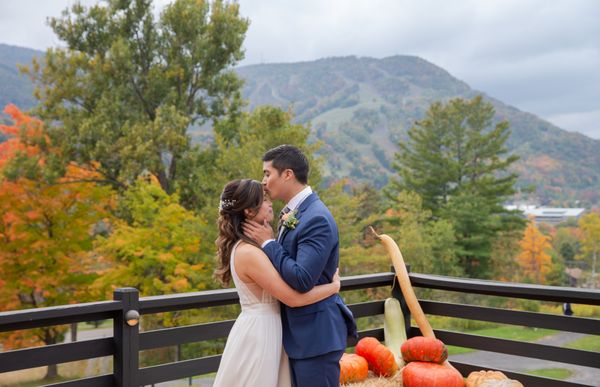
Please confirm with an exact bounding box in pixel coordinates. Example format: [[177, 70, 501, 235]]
[[1, 44, 599, 205], [237, 56, 600, 205], [0, 44, 39, 114]]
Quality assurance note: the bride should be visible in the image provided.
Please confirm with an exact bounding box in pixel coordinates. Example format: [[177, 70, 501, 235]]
[[212, 179, 340, 387]]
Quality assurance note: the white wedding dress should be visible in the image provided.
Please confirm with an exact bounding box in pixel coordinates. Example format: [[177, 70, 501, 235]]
[[213, 241, 291, 387]]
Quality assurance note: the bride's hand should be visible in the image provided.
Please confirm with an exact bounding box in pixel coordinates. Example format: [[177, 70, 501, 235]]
[[332, 268, 341, 292]]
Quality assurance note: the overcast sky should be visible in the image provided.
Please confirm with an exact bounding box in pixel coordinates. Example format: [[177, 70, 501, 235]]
[[1, 0, 599, 138]]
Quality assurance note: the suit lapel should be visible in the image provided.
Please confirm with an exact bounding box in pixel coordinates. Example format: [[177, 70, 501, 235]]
[[279, 226, 290, 243], [296, 192, 319, 217], [279, 193, 319, 243]]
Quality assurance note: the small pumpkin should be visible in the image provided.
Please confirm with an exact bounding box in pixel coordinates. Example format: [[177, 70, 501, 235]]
[[339, 353, 369, 384], [466, 370, 523, 387], [401, 336, 448, 364], [402, 361, 464, 387], [355, 337, 398, 377]]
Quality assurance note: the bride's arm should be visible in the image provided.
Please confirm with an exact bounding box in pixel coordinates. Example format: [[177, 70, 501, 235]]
[[238, 247, 340, 307]]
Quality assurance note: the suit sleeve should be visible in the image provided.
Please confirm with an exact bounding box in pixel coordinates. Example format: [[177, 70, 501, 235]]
[[263, 215, 335, 293]]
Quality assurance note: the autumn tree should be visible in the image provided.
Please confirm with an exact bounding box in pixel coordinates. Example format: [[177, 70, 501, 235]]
[[0, 105, 114, 380], [490, 230, 522, 282], [390, 96, 524, 278], [578, 212, 600, 282], [377, 191, 458, 276], [22, 0, 249, 194], [92, 175, 215, 365], [539, 225, 581, 286], [319, 181, 388, 277], [516, 221, 553, 284], [552, 226, 581, 265], [180, 106, 322, 241], [94, 177, 210, 300]]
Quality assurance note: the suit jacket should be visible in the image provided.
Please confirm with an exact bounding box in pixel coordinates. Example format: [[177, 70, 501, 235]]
[[263, 192, 357, 359]]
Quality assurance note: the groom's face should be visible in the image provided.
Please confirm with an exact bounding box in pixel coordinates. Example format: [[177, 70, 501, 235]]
[[262, 161, 288, 201]]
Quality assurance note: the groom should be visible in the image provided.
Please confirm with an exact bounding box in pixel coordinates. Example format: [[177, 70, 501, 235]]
[[243, 144, 357, 386]]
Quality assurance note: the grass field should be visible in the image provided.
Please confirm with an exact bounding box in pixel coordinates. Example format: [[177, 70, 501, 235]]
[[447, 326, 557, 356], [2, 376, 72, 387], [566, 334, 600, 352], [524, 368, 573, 380]]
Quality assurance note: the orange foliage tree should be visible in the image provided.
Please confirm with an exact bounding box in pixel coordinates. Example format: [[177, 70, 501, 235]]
[[0, 105, 114, 379], [516, 220, 553, 284]]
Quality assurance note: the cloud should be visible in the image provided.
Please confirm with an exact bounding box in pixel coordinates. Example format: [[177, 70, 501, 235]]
[[237, 0, 600, 138], [0, 0, 598, 138], [547, 109, 600, 139], [0, 1, 99, 50]]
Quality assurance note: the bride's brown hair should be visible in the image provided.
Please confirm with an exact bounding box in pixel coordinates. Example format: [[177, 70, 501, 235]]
[[214, 179, 264, 286]]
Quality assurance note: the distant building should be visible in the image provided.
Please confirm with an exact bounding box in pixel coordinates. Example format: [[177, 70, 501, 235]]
[[565, 267, 583, 287], [505, 204, 586, 225]]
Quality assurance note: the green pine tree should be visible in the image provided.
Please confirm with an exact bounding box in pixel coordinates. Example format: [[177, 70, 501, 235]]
[[390, 96, 524, 278]]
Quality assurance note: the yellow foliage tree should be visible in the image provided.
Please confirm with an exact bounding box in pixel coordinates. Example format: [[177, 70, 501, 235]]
[[517, 221, 552, 284], [93, 177, 210, 299], [578, 212, 600, 281]]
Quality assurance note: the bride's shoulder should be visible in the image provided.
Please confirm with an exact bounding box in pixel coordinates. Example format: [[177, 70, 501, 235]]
[[235, 242, 267, 261]]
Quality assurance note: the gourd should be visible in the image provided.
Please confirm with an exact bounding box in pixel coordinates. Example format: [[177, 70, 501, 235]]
[[370, 227, 433, 336], [339, 353, 369, 384], [402, 361, 465, 387], [401, 336, 448, 364], [370, 227, 458, 372], [384, 297, 407, 367], [355, 337, 398, 377], [466, 370, 524, 387]]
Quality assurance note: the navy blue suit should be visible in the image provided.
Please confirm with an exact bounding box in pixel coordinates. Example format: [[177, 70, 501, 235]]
[[263, 192, 357, 386]]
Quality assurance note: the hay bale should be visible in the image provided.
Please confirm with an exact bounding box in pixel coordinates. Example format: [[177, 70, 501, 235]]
[[343, 370, 403, 386]]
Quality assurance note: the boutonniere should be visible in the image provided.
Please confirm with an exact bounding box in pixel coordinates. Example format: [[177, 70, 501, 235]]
[[282, 210, 299, 230]]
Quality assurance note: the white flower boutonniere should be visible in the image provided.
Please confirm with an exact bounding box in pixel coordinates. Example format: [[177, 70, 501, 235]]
[[282, 210, 299, 230]]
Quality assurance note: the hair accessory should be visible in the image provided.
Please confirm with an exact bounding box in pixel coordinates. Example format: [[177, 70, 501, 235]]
[[219, 199, 237, 211]]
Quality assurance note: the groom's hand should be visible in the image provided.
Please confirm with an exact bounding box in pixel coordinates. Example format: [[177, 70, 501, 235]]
[[242, 219, 274, 246]]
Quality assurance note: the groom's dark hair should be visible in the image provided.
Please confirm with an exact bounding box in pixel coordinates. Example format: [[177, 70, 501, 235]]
[[263, 145, 309, 184]]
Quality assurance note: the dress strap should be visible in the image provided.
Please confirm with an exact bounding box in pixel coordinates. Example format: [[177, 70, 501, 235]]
[[230, 240, 261, 304], [229, 240, 243, 284]]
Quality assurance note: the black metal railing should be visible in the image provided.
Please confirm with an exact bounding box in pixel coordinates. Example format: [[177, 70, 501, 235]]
[[1, 271, 599, 387]]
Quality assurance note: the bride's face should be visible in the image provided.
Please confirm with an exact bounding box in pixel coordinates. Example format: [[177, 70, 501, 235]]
[[251, 197, 274, 224]]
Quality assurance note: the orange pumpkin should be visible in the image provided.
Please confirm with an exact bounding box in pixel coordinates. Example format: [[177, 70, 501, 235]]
[[355, 337, 398, 377], [339, 353, 369, 384], [402, 361, 464, 387], [401, 336, 448, 364]]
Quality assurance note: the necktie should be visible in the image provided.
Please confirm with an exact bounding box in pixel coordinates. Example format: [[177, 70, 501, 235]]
[[277, 206, 291, 236]]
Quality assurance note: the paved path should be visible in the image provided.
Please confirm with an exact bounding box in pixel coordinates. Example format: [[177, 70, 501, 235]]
[[64, 327, 113, 342], [449, 331, 600, 385], [147, 377, 215, 386]]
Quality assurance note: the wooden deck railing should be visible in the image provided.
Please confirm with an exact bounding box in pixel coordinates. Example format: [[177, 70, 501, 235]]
[[1, 271, 599, 386]]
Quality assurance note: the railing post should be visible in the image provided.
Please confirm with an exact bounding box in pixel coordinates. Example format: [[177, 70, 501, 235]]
[[390, 265, 412, 339], [114, 287, 140, 387]]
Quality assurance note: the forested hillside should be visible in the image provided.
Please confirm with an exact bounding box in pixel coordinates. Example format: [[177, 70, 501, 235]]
[[2, 45, 599, 205], [237, 56, 600, 205]]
